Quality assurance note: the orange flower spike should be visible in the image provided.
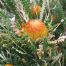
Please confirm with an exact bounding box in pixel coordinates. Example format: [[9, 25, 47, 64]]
[[32, 5, 41, 15], [5, 64, 14, 66], [23, 19, 48, 40]]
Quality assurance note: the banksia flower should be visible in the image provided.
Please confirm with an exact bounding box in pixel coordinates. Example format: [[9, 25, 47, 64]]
[[5, 64, 14, 66], [32, 5, 41, 15], [22, 19, 48, 40]]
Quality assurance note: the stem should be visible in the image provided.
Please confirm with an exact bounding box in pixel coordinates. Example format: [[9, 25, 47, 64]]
[[58, 58, 61, 66], [62, 56, 64, 66]]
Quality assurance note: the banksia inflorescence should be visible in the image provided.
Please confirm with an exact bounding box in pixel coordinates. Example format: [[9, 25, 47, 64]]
[[5, 64, 14, 66], [21, 19, 48, 40], [32, 5, 41, 15]]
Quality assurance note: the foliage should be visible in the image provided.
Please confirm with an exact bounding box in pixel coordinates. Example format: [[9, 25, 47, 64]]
[[0, 0, 66, 66]]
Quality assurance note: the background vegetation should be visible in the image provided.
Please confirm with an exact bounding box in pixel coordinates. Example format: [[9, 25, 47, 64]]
[[0, 0, 66, 66]]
